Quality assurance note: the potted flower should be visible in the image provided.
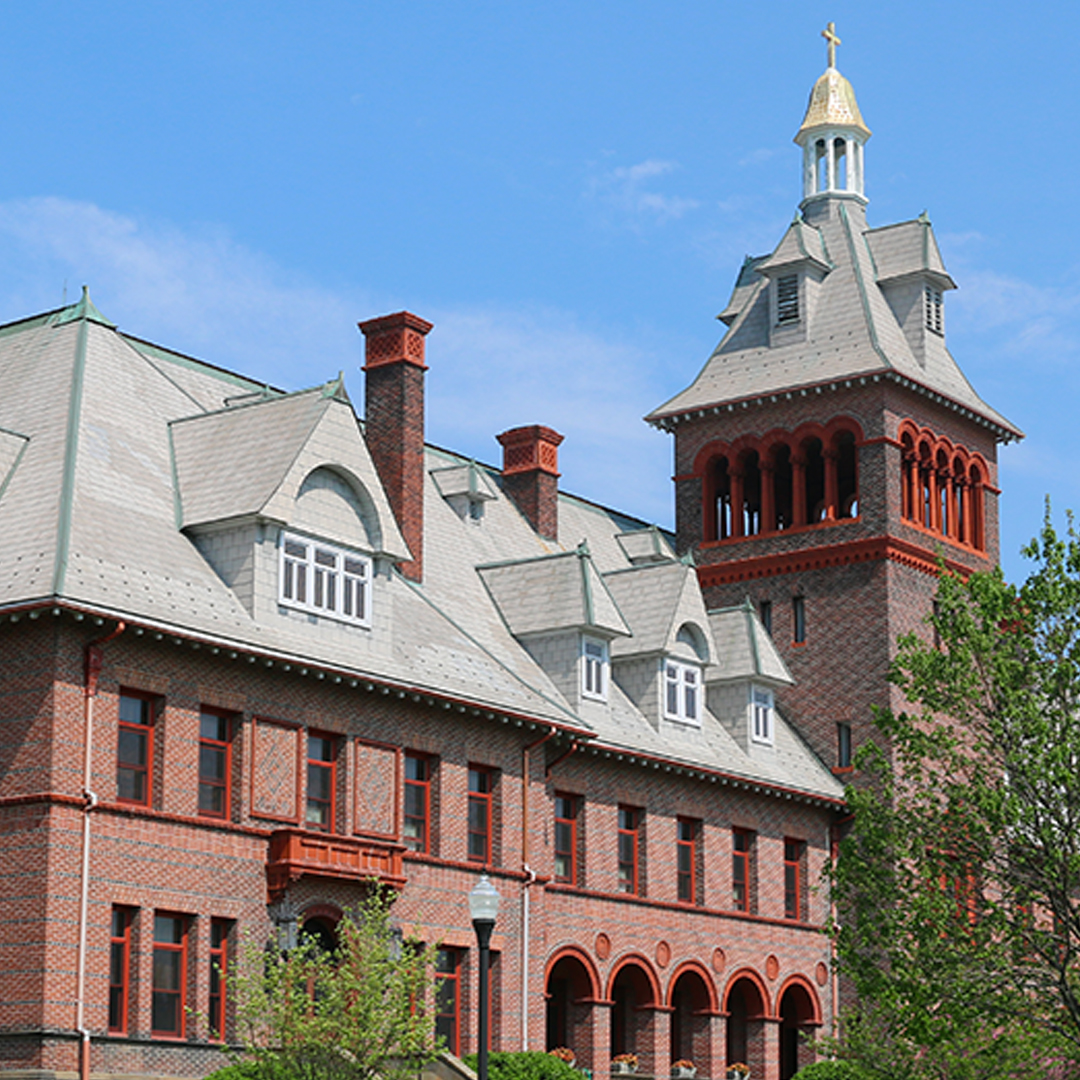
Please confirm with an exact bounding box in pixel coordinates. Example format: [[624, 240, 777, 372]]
[[550, 1048, 577, 1068], [612, 1053, 639, 1075], [725, 1065, 750, 1080], [671, 1060, 696, 1079]]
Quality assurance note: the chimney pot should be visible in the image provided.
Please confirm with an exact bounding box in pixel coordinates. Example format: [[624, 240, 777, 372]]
[[497, 425, 564, 541]]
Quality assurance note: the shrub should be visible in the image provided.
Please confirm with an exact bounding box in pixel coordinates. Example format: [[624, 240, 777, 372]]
[[462, 1051, 583, 1080], [793, 1062, 870, 1080]]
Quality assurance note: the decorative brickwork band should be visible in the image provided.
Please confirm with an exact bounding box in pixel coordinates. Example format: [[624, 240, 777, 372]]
[[360, 311, 433, 582], [497, 425, 564, 540], [359, 311, 434, 371]]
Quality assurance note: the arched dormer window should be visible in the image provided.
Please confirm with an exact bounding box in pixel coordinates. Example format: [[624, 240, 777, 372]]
[[675, 623, 710, 664]]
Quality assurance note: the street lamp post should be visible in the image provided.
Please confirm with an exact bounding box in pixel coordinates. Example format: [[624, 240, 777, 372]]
[[469, 875, 500, 1080]]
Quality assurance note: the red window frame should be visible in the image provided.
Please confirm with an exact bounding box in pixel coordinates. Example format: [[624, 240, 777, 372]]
[[208, 919, 230, 1041], [403, 752, 431, 853], [198, 710, 233, 819], [108, 907, 132, 1033], [435, 948, 461, 1055], [784, 838, 803, 920], [117, 692, 154, 806], [306, 731, 337, 832], [468, 765, 494, 863], [677, 817, 697, 904], [617, 805, 639, 895], [554, 793, 578, 885], [152, 913, 188, 1039], [732, 828, 751, 912]]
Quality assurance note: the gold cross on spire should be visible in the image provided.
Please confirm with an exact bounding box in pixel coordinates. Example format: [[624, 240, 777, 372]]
[[822, 21, 841, 68]]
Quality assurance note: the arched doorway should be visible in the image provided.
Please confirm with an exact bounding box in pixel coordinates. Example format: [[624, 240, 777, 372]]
[[777, 979, 821, 1080], [545, 949, 601, 1071], [608, 959, 661, 1074], [723, 972, 768, 1077], [668, 965, 717, 1077]]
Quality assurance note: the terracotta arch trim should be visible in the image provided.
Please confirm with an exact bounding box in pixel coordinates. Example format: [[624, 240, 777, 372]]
[[775, 973, 824, 1025], [544, 944, 603, 1001], [720, 967, 772, 1020], [665, 959, 720, 1013], [605, 952, 664, 1006]]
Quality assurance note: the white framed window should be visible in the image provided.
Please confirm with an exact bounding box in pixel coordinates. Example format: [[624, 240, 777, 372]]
[[750, 685, 774, 744], [280, 533, 371, 627], [664, 660, 701, 725], [581, 637, 608, 702]]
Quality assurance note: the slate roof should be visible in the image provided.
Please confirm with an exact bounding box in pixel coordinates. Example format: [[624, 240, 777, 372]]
[[646, 202, 1022, 441], [0, 294, 844, 803], [709, 598, 794, 686]]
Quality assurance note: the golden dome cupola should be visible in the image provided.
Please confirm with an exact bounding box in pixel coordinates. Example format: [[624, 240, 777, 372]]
[[795, 23, 871, 204]]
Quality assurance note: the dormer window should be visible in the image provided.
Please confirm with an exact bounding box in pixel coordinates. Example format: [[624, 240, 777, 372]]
[[664, 660, 701, 725], [750, 685, 774, 744], [924, 285, 943, 335], [582, 637, 608, 702], [280, 533, 371, 627], [776, 275, 800, 324]]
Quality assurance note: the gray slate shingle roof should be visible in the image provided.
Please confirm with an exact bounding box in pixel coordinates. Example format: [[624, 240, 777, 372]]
[[647, 203, 1021, 440], [0, 296, 843, 802]]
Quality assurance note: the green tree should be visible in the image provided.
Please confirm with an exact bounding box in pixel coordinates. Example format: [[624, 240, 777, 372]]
[[831, 513, 1080, 1079], [220, 886, 439, 1080]]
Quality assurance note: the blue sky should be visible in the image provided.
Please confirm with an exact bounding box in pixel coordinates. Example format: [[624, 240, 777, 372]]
[[0, 2, 1075, 583]]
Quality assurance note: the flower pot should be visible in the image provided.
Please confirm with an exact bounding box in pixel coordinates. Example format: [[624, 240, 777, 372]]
[[612, 1064, 637, 1075], [672, 1068, 696, 1079]]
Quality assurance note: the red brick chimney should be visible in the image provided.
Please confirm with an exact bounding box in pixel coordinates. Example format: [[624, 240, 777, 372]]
[[496, 425, 564, 541], [359, 311, 433, 583]]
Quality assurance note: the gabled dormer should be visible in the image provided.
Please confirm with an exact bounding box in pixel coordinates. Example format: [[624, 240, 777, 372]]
[[706, 598, 794, 755], [867, 212, 957, 367], [171, 376, 409, 626], [477, 543, 631, 712], [754, 216, 833, 345], [431, 459, 499, 524], [603, 559, 716, 733]]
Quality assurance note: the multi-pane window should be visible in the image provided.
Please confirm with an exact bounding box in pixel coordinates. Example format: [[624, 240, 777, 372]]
[[435, 949, 461, 1055], [582, 637, 607, 701], [554, 793, 578, 885], [208, 919, 230, 1041], [664, 661, 701, 724], [617, 806, 640, 895], [306, 733, 336, 832], [108, 907, 133, 1033], [198, 711, 232, 819], [924, 285, 943, 334], [117, 693, 154, 805], [677, 818, 698, 904], [732, 828, 752, 913], [152, 913, 187, 1038], [777, 274, 800, 324], [837, 722, 852, 769], [403, 753, 432, 853], [793, 595, 807, 643], [784, 839, 804, 920], [468, 766, 494, 863], [280, 533, 371, 626], [751, 686, 774, 744]]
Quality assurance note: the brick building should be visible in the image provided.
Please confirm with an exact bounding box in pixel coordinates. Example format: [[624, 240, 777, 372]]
[[0, 29, 1018, 1080]]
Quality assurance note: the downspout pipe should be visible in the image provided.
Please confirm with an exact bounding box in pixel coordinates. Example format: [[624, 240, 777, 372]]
[[76, 621, 125, 1080], [521, 728, 556, 1051]]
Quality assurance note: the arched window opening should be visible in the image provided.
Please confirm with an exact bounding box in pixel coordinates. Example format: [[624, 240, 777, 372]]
[[611, 965, 656, 1071], [778, 983, 818, 1080], [546, 954, 598, 1070], [299, 915, 339, 956], [969, 464, 985, 551], [901, 432, 916, 520], [835, 430, 858, 518], [936, 449, 951, 536], [953, 460, 967, 544], [803, 439, 826, 521], [739, 451, 762, 536], [815, 139, 827, 192], [771, 444, 793, 530], [670, 971, 712, 1077], [918, 442, 934, 530], [834, 137, 847, 190], [713, 458, 732, 541]]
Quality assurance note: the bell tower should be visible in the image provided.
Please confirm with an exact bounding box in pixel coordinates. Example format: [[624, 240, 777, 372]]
[[647, 26, 1022, 772]]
